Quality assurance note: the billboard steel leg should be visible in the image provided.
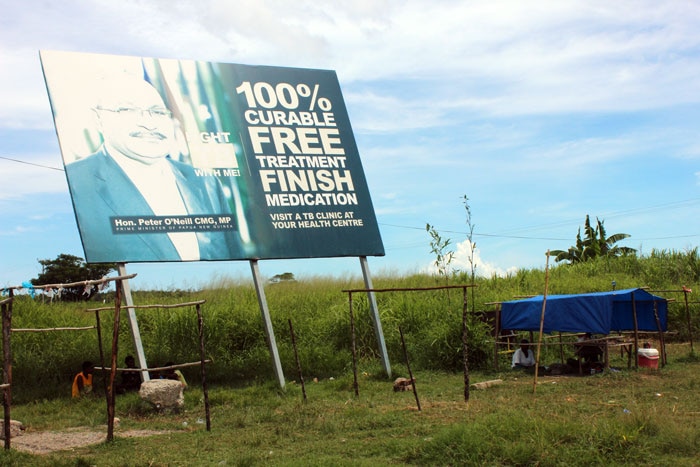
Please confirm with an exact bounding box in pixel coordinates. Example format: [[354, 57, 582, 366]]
[[360, 256, 391, 378], [117, 263, 150, 382], [250, 260, 285, 388]]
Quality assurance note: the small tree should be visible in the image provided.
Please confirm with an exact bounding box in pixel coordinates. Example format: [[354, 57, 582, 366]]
[[426, 223, 455, 286], [31, 253, 117, 301], [462, 195, 477, 312]]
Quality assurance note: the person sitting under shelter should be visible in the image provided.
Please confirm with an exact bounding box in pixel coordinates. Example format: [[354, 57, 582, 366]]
[[72, 360, 94, 398], [574, 333, 603, 363], [511, 339, 536, 369], [116, 355, 141, 394]]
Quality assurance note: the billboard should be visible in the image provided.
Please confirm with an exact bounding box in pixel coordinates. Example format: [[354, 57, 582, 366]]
[[40, 50, 384, 263]]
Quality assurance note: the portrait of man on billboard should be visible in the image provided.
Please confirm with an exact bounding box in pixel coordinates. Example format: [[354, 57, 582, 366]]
[[42, 50, 385, 265], [63, 75, 242, 263]]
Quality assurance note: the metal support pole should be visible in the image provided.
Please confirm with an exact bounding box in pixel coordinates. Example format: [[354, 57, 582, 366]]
[[359, 256, 391, 378], [117, 263, 150, 382], [250, 260, 285, 388]]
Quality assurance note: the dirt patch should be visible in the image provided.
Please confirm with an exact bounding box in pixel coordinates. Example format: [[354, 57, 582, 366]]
[[9, 427, 170, 455]]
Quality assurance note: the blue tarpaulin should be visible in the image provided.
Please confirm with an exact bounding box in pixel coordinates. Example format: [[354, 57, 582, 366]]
[[500, 288, 667, 334]]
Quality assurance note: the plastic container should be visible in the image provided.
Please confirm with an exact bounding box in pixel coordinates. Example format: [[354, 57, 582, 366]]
[[637, 348, 659, 369]]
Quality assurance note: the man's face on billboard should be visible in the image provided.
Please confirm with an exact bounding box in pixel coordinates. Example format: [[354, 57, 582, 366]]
[[96, 81, 175, 164]]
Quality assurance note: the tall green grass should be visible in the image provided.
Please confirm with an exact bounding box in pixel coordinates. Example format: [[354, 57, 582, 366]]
[[6, 250, 700, 402]]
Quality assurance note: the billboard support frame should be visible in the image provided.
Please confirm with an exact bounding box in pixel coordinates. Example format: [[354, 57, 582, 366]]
[[360, 256, 391, 377], [117, 263, 150, 383], [250, 259, 285, 388]]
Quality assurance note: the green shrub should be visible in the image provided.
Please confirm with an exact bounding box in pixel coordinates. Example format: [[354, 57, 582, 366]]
[[5, 250, 700, 400]]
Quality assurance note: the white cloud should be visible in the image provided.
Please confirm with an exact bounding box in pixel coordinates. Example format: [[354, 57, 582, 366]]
[[423, 238, 518, 279], [2, 0, 700, 289], [3, 1, 700, 130]]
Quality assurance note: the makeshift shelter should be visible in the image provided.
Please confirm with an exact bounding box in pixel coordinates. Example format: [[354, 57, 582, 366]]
[[500, 288, 668, 334]]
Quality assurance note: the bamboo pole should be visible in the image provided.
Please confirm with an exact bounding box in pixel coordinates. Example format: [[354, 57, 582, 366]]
[[12, 326, 96, 332], [343, 284, 477, 294], [93, 360, 211, 372], [533, 251, 551, 394], [682, 287, 694, 352], [399, 326, 420, 411], [653, 302, 667, 366], [631, 292, 639, 370], [493, 306, 501, 370], [4, 274, 137, 291], [86, 300, 205, 312]]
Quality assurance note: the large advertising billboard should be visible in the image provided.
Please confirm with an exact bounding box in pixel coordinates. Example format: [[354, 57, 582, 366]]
[[40, 50, 384, 263]]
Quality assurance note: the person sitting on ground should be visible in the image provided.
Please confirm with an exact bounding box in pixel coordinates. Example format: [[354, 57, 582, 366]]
[[574, 333, 603, 363], [163, 361, 188, 389], [116, 355, 141, 394], [72, 360, 94, 398], [511, 339, 536, 369]]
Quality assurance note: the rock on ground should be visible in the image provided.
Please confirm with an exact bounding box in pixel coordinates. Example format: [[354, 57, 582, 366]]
[[139, 379, 184, 411], [0, 420, 25, 439]]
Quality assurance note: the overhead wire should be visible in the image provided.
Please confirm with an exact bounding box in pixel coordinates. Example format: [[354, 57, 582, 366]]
[[3, 154, 699, 244], [0, 155, 64, 171]]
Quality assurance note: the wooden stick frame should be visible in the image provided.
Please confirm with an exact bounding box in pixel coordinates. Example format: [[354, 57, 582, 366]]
[[90, 298, 212, 441], [1, 277, 132, 450], [1, 274, 212, 449], [343, 284, 476, 402]]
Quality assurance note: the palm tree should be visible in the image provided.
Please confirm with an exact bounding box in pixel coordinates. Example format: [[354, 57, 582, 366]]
[[551, 215, 636, 263]]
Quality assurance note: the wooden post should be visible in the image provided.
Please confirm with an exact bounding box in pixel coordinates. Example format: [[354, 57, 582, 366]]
[[558, 332, 564, 364], [682, 288, 694, 352], [462, 286, 470, 403], [493, 306, 501, 371], [399, 326, 420, 411], [288, 319, 307, 402], [195, 303, 211, 431], [604, 340, 609, 370], [533, 251, 551, 394], [2, 292, 13, 450], [653, 302, 667, 367], [631, 292, 639, 370], [348, 292, 359, 397]]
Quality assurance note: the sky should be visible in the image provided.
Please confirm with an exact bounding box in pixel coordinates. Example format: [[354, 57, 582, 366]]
[[2, 0, 700, 291]]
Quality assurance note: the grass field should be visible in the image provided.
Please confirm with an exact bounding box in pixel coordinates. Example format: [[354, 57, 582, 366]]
[[4, 253, 700, 465], [2, 343, 698, 466]]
